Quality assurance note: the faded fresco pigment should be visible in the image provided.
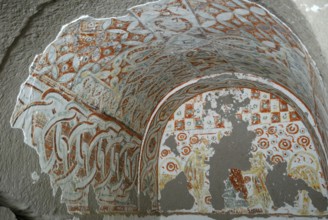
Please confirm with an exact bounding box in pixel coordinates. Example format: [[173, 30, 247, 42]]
[[158, 88, 328, 215], [10, 0, 328, 217]]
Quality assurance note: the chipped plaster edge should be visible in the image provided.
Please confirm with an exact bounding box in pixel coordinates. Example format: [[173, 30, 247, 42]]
[[138, 71, 328, 196]]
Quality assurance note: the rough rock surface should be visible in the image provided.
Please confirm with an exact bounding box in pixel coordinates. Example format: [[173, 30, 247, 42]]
[[0, 0, 327, 219]]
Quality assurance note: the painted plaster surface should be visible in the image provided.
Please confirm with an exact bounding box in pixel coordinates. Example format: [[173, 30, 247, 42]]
[[11, 75, 142, 213], [135, 0, 328, 213], [11, 0, 328, 136], [158, 88, 328, 215], [5, 0, 328, 218], [141, 72, 327, 213]]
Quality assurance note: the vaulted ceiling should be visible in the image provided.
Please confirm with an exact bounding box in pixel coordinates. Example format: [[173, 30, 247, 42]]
[[8, 0, 328, 218]]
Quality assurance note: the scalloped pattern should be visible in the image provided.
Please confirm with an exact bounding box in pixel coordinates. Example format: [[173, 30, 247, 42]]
[[10, 0, 328, 215]]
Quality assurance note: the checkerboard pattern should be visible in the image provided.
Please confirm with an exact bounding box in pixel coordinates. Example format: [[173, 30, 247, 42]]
[[167, 88, 301, 132]]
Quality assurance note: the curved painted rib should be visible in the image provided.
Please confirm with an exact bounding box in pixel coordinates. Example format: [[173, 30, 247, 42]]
[[10, 0, 328, 216]]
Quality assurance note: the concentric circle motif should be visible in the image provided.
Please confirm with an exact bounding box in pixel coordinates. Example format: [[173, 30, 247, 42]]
[[190, 135, 199, 144], [297, 135, 310, 148], [286, 123, 299, 134], [255, 128, 264, 136], [181, 146, 192, 156], [267, 126, 277, 135], [278, 139, 292, 150], [177, 132, 187, 141], [271, 155, 284, 164], [258, 138, 269, 149], [166, 162, 178, 172], [161, 149, 170, 157]]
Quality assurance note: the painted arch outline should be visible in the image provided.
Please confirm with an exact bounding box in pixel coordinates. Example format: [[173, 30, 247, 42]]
[[10, 0, 328, 216]]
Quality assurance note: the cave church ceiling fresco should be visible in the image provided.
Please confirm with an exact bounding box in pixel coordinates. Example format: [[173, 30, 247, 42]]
[[10, 0, 328, 217], [158, 88, 328, 215]]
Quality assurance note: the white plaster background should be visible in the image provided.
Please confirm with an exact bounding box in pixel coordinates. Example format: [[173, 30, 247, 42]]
[[0, 0, 328, 219]]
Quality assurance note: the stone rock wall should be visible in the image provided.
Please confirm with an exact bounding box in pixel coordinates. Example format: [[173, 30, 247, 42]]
[[0, 0, 327, 219]]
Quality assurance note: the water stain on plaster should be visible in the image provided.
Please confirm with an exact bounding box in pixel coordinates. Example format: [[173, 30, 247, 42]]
[[266, 160, 328, 212], [159, 172, 195, 211]]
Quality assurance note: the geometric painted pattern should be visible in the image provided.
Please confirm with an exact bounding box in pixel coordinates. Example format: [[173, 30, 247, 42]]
[[10, 0, 328, 215], [11, 77, 141, 214], [159, 88, 327, 215]]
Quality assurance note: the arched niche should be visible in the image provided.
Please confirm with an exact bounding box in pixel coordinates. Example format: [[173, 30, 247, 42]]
[[140, 73, 327, 216], [10, 0, 328, 217]]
